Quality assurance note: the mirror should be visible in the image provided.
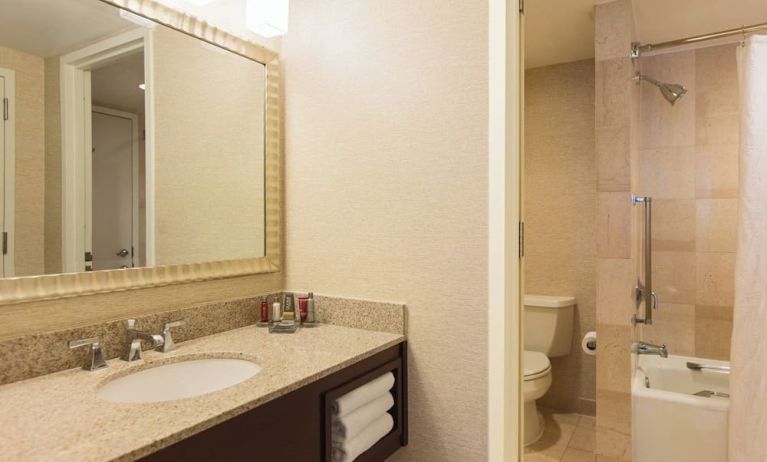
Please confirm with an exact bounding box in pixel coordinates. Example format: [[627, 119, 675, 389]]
[[0, 0, 268, 278]]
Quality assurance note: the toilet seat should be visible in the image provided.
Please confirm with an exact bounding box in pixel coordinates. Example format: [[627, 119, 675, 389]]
[[523, 350, 551, 381]]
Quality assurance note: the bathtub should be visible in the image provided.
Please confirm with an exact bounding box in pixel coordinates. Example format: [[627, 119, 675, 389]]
[[632, 354, 729, 462]]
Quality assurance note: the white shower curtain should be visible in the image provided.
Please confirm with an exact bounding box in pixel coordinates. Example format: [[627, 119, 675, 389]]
[[730, 35, 767, 462]]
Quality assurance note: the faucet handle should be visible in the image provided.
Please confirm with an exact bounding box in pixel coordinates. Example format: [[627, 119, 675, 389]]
[[159, 320, 185, 353], [68, 336, 108, 371]]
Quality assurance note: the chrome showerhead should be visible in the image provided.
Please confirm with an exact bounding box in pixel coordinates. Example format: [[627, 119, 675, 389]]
[[633, 72, 687, 105]]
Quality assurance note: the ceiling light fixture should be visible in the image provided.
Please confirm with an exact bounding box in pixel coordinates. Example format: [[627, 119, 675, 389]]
[[246, 0, 289, 38]]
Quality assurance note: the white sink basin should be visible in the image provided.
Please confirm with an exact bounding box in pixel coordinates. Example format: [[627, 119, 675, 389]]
[[97, 358, 262, 403]]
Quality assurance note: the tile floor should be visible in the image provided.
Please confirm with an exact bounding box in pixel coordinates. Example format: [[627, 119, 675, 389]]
[[524, 408, 596, 462]]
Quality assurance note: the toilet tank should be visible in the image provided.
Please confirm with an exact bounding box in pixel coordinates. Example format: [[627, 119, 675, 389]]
[[524, 294, 576, 357]]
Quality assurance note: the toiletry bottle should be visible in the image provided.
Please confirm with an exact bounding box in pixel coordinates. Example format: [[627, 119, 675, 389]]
[[298, 295, 309, 323], [272, 301, 282, 325], [283, 293, 296, 324], [258, 298, 269, 327], [306, 292, 317, 325]]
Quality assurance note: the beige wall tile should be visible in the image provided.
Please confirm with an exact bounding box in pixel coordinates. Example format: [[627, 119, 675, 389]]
[[596, 324, 632, 393], [595, 58, 632, 129], [594, 0, 634, 62], [695, 305, 733, 360], [641, 303, 696, 356], [597, 193, 631, 258], [652, 199, 695, 251], [638, 146, 696, 199], [695, 144, 739, 199], [696, 252, 736, 307], [653, 251, 696, 304], [639, 51, 696, 149], [696, 113, 740, 146], [596, 258, 635, 326], [596, 126, 630, 192], [595, 389, 631, 460], [696, 199, 738, 252], [695, 45, 739, 118]]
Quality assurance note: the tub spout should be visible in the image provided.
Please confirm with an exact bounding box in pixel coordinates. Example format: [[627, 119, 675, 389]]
[[632, 341, 668, 358]]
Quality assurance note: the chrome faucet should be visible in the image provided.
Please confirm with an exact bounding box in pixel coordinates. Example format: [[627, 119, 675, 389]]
[[68, 336, 108, 371], [158, 320, 185, 353], [124, 319, 164, 362], [632, 341, 668, 358]]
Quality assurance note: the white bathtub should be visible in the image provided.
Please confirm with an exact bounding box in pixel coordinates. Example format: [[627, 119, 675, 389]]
[[632, 354, 730, 462]]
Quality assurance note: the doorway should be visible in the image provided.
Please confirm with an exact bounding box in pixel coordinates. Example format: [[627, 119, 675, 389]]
[[89, 107, 140, 270], [59, 29, 150, 272]]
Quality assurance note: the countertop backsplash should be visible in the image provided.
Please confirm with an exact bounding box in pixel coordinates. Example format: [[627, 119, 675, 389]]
[[0, 293, 406, 385]]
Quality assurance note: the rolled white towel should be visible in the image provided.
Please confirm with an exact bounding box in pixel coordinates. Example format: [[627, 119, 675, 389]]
[[332, 372, 394, 417], [331, 413, 394, 462], [332, 392, 394, 441]]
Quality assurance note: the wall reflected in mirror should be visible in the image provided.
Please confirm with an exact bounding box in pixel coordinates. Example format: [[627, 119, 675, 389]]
[[0, 0, 267, 278]]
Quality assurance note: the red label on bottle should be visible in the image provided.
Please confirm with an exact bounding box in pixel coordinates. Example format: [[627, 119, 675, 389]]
[[260, 301, 269, 322], [298, 298, 308, 322]]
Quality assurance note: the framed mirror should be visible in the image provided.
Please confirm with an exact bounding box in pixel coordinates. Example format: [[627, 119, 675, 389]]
[[0, 0, 281, 304]]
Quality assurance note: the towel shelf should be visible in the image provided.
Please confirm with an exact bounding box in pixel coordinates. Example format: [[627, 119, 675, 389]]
[[323, 356, 407, 462]]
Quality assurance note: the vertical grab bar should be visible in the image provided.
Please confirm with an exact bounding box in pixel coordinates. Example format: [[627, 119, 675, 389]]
[[632, 194, 656, 325]]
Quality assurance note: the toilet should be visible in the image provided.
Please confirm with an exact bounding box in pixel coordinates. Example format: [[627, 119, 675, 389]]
[[523, 294, 576, 446]]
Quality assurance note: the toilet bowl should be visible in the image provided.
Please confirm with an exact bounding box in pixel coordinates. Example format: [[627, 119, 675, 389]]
[[522, 294, 575, 446], [523, 350, 552, 445]]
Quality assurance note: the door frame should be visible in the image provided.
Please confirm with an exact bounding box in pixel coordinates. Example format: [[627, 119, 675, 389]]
[[89, 106, 141, 269], [0, 67, 15, 277], [60, 28, 153, 272], [488, 0, 523, 460]]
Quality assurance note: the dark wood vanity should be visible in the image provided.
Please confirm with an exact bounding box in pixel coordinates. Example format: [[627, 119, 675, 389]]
[[141, 341, 408, 462]]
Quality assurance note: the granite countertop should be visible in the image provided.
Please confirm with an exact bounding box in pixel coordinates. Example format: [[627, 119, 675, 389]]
[[0, 324, 405, 461]]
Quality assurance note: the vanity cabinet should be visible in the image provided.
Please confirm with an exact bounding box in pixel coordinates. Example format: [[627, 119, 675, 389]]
[[140, 341, 407, 462]]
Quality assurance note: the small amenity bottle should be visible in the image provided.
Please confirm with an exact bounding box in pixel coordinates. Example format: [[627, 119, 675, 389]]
[[257, 298, 269, 327]]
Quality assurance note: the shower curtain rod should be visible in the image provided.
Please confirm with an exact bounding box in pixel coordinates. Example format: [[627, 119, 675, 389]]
[[631, 22, 767, 58]]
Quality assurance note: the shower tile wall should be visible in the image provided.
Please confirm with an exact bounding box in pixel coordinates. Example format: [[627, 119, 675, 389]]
[[637, 44, 739, 361], [594, 0, 640, 460], [525, 59, 597, 415]]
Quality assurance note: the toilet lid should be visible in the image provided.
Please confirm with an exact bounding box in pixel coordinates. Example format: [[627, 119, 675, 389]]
[[524, 351, 551, 380]]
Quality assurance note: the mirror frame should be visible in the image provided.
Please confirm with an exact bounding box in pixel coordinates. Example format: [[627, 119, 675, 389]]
[[0, 0, 282, 305]]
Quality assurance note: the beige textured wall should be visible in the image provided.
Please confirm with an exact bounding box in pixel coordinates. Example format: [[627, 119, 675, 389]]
[[152, 26, 266, 265], [594, 1, 640, 460], [638, 44, 738, 361], [0, 46, 45, 277], [44, 57, 62, 274], [282, 0, 488, 460], [525, 59, 596, 415]]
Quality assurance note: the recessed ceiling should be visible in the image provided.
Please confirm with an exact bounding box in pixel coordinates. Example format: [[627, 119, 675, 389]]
[[525, 0, 596, 69], [0, 0, 138, 58]]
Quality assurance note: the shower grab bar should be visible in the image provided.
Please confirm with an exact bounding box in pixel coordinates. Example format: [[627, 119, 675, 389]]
[[632, 194, 657, 325], [687, 362, 731, 373]]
